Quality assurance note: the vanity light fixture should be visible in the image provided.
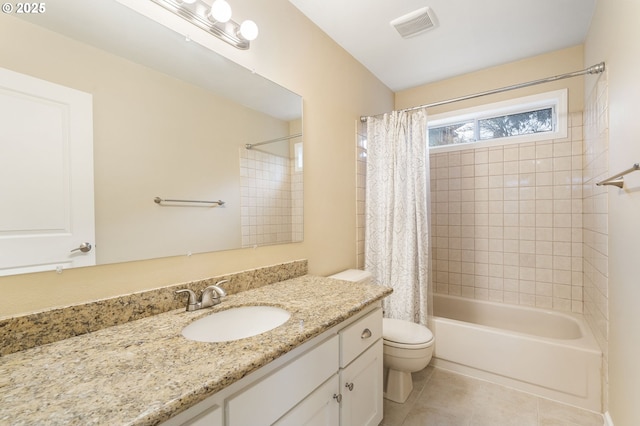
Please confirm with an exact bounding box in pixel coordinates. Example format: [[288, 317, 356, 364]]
[[152, 0, 259, 49], [208, 0, 232, 22]]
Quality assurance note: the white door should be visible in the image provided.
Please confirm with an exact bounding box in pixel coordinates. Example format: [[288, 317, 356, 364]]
[[0, 67, 95, 276]]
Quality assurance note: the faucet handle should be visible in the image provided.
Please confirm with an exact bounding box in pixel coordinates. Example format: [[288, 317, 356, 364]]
[[200, 280, 227, 308], [212, 279, 228, 297], [201, 283, 226, 308], [175, 289, 198, 311]]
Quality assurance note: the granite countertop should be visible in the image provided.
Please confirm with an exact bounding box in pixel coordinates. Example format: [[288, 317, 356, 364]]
[[0, 275, 391, 426]]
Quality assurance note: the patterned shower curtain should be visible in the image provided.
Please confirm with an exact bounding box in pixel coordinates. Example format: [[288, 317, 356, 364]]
[[364, 109, 431, 325]]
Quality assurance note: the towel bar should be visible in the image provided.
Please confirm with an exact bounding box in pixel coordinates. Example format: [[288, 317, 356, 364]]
[[154, 197, 225, 205], [596, 163, 639, 189]]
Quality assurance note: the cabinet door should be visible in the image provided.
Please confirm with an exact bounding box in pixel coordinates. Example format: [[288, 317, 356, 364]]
[[340, 339, 383, 426], [180, 404, 222, 426], [160, 400, 223, 426], [227, 335, 339, 426], [274, 375, 339, 426]]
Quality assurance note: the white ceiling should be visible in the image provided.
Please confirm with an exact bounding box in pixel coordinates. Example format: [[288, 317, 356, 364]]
[[289, 0, 597, 92]]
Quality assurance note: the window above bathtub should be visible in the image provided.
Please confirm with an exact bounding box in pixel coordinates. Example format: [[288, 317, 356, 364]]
[[427, 89, 568, 153]]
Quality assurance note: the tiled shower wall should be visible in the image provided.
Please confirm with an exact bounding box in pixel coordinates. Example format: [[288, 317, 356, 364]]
[[240, 148, 303, 247], [357, 113, 591, 314], [291, 163, 304, 243], [583, 73, 610, 409], [430, 114, 585, 312]]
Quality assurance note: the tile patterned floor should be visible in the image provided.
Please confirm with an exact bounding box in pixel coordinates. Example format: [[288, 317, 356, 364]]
[[381, 367, 604, 426]]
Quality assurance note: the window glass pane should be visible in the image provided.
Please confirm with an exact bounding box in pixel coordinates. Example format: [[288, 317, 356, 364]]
[[478, 107, 553, 140], [428, 121, 475, 147]]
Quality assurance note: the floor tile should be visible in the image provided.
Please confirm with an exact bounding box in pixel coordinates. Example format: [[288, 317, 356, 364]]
[[403, 405, 472, 426], [537, 398, 603, 426], [380, 367, 604, 426], [381, 366, 434, 426]]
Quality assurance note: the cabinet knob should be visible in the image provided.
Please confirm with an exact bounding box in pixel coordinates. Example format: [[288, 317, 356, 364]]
[[333, 393, 342, 403], [361, 328, 372, 339], [345, 382, 354, 391]]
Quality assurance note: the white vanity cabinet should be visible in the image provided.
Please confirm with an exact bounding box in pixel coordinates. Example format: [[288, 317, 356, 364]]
[[274, 375, 340, 426], [277, 307, 383, 426], [163, 304, 383, 426], [177, 404, 223, 426], [226, 335, 339, 425], [338, 308, 384, 426], [339, 340, 383, 426], [161, 394, 225, 426]]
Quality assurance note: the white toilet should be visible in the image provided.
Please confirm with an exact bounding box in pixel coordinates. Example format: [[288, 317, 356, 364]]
[[328, 269, 434, 403]]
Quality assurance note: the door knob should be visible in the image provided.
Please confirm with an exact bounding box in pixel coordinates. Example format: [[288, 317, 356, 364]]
[[70, 242, 92, 253]]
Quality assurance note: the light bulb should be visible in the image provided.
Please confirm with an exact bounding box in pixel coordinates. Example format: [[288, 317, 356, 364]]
[[209, 0, 232, 23], [239, 20, 259, 41]]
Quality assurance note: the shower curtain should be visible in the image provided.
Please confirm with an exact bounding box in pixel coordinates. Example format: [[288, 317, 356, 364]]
[[365, 109, 431, 325]]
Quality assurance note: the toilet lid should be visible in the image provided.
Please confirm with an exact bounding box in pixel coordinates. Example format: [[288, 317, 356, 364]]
[[383, 318, 433, 345]]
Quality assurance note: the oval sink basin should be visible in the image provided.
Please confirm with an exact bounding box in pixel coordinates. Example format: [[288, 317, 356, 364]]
[[181, 306, 291, 342]]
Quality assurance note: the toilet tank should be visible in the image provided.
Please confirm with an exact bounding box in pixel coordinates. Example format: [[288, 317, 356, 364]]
[[328, 269, 372, 285]]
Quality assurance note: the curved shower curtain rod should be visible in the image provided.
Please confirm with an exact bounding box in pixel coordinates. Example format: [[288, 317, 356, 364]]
[[360, 62, 606, 122]]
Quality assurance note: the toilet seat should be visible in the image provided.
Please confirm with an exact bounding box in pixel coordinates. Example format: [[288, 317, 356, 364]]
[[383, 318, 434, 349]]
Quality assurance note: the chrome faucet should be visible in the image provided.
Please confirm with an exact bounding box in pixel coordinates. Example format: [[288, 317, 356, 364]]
[[201, 281, 227, 307], [176, 279, 228, 311]]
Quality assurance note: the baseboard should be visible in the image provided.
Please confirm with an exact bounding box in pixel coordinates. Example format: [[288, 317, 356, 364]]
[[604, 411, 614, 426]]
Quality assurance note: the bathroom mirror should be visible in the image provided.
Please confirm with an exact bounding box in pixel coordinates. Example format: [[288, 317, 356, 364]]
[[0, 0, 302, 276]]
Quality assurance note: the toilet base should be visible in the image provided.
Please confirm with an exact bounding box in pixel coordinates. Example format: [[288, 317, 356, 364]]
[[383, 368, 413, 403]]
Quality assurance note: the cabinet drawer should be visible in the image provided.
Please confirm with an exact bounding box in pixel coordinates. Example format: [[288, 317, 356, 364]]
[[227, 334, 339, 426], [339, 308, 382, 367]]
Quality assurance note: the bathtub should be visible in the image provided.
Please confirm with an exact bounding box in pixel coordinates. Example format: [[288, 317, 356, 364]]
[[431, 294, 602, 412]]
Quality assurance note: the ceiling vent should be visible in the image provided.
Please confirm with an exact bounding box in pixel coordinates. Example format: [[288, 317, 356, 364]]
[[390, 7, 437, 39]]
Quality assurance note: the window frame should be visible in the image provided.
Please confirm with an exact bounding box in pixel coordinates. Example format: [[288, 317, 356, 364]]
[[427, 89, 568, 153]]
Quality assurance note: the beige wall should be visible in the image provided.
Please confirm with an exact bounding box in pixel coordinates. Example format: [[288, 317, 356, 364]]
[[585, 0, 640, 424], [395, 45, 585, 115], [0, 0, 393, 317]]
